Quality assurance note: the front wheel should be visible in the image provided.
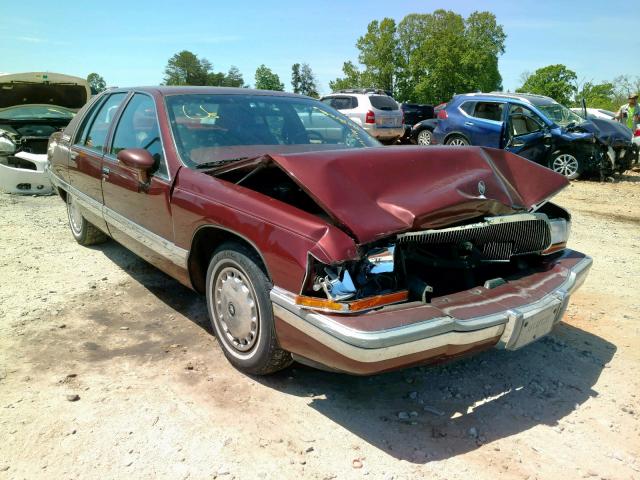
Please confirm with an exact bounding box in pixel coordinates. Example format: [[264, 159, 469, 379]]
[[550, 152, 581, 180], [417, 129, 433, 145], [445, 135, 469, 146], [205, 243, 292, 375]]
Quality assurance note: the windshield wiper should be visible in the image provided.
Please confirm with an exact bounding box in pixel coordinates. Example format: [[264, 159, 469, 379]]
[[195, 156, 249, 169]]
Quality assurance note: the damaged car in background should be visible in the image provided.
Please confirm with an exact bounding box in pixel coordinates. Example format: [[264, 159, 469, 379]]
[[0, 72, 90, 194], [48, 87, 591, 375], [432, 92, 637, 180]]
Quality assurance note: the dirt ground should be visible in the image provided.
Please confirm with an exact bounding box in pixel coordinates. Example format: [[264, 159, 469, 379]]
[[1, 172, 639, 480]]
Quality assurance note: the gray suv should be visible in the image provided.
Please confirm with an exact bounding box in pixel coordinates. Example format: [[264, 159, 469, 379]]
[[321, 89, 404, 143]]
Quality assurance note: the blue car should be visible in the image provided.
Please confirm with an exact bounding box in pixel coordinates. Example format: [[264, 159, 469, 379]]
[[432, 93, 636, 180]]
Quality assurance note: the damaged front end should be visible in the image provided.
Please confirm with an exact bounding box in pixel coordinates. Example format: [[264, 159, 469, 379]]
[[296, 202, 571, 313], [214, 146, 592, 374]]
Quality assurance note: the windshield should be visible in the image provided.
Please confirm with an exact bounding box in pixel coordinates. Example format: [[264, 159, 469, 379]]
[[536, 103, 585, 127], [165, 94, 379, 167], [0, 104, 75, 120]]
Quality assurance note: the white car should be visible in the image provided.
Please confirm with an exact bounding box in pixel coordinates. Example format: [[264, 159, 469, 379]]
[[0, 72, 90, 194], [321, 89, 404, 143], [570, 107, 616, 120]]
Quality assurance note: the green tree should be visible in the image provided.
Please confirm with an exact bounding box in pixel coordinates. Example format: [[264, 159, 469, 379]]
[[575, 82, 615, 109], [329, 61, 363, 91], [332, 10, 506, 103], [355, 18, 398, 92], [517, 64, 577, 105], [222, 66, 245, 87], [291, 63, 319, 97], [87, 73, 106, 95], [163, 50, 212, 85], [254, 65, 284, 91]]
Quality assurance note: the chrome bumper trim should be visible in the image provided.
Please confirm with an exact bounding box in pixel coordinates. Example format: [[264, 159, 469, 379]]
[[270, 255, 592, 362]]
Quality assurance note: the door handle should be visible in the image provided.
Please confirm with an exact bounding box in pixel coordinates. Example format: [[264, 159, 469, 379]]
[[464, 121, 474, 126], [511, 140, 525, 147], [70, 151, 78, 160], [101, 166, 110, 176]]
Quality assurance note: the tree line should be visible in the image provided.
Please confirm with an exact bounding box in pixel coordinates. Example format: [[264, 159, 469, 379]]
[[85, 8, 638, 113]]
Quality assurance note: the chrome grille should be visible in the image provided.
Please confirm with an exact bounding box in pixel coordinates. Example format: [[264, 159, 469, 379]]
[[397, 215, 552, 261]]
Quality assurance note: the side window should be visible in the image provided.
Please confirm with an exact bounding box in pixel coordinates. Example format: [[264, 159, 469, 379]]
[[111, 94, 166, 177], [329, 96, 355, 110], [78, 93, 127, 153], [509, 105, 544, 136], [473, 102, 504, 122], [460, 101, 475, 115]]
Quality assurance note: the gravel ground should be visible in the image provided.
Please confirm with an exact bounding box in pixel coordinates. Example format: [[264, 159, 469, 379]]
[[1, 172, 639, 480]]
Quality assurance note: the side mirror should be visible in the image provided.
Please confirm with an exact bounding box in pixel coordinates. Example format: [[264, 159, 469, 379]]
[[117, 148, 155, 186]]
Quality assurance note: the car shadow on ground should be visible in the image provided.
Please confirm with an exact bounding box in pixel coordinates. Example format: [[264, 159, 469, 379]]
[[96, 241, 615, 463]]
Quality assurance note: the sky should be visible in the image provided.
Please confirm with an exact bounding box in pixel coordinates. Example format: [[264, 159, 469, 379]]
[[1, 0, 636, 99]]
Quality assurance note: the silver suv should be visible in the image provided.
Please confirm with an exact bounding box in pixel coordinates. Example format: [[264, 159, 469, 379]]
[[321, 89, 404, 143]]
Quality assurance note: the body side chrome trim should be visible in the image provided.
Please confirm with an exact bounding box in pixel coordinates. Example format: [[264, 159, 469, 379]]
[[49, 171, 188, 268]]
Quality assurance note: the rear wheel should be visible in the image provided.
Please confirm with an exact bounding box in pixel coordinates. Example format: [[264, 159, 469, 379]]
[[66, 193, 108, 246], [417, 129, 433, 145], [446, 135, 469, 146], [205, 243, 292, 375], [550, 152, 581, 180]]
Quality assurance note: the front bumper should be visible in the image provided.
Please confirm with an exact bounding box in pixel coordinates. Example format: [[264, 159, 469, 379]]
[[271, 250, 592, 374], [0, 152, 53, 195]]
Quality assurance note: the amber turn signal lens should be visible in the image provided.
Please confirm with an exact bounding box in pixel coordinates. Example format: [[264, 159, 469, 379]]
[[295, 290, 409, 313], [542, 242, 567, 255]]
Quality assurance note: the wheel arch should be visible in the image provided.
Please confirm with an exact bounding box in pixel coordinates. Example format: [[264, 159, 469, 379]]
[[188, 225, 271, 294], [443, 131, 470, 145]]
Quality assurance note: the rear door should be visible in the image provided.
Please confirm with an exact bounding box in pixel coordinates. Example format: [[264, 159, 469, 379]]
[[67, 92, 128, 230], [504, 104, 553, 164], [101, 92, 176, 271], [462, 100, 505, 147]]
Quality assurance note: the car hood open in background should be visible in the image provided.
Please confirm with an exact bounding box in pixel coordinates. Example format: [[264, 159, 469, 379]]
[[0, 72, 90, 110], [266, 146, 569, 244]]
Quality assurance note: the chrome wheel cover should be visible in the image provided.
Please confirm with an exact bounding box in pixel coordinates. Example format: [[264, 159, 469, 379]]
[[448, 137, 467, 146], [552, 154, 579, 178], [417, 130, 432, 145], [213, 266, 259, 353], [68, 195, 83, 236]]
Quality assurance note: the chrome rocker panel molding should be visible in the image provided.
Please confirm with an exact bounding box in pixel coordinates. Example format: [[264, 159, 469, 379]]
[[49, 170, 188, 268], [270, 256, 592, 363]]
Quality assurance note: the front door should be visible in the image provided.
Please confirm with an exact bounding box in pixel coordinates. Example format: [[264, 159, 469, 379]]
[[101, 92, 177, 273], [504, 104, 553, 165], [68, 92, 128, 230]]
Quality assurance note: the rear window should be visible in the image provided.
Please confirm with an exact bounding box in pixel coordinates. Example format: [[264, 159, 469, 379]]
[[369, 95, 398, 111]]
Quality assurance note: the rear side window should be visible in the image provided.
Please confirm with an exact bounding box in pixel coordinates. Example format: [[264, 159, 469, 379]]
[[369, 95, 398, 111], [77, 93, 127, 153], [472, 102, 504, 122], [460, 101, 475, 115]]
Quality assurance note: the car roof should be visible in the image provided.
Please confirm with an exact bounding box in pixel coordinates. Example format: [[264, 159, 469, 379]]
[[105, 86, 307, 99], [456, 92, 557, 106]]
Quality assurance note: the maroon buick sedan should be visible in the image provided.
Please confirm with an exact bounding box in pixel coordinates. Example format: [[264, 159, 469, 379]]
[[47, 87, 591, 375]]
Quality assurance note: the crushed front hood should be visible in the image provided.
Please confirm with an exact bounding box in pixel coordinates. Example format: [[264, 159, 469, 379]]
[[577, 118, 633, 147], [269, 146, 568, 244]]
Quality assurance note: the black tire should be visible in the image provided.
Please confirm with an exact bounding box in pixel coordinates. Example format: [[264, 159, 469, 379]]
[[205, 243, 292, 375], [445, 134, 469, 146], [549, 151, 581, 180], [66, 193, 108, 246], [416, 129, 433, 146]]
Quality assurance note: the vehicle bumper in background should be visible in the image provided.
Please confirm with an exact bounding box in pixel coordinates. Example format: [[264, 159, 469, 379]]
[[0, 152, 53, 195], [271, 250, 592, 375], [363, 125, 404, 140]]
